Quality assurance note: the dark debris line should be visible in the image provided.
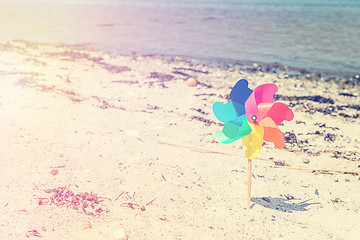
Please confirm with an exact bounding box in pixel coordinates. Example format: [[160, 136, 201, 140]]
[[275, 94, 359, 119], [275, 95, 334, 104], [283, 131, 359, 161]]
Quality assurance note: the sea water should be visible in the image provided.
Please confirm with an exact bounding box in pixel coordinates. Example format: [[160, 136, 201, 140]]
[[0, 0, 359, 76]]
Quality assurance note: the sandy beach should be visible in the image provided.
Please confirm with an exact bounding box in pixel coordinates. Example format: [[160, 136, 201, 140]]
[[0, 40, 359, 239]]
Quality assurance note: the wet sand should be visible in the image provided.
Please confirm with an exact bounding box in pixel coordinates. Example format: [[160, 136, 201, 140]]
[[0, 40, 359, 239]]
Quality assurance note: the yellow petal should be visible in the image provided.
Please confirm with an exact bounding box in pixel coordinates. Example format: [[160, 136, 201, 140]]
[[242, 123, 264, 159]]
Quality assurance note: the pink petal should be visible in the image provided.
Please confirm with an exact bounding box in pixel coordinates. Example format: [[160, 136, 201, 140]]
[[244, 91, 258, 124], [254, 83, 278, 105], [245, 83, 278, 124], [265, 102, 294, 125], [257, 103, 273, 122], [258, 117, 277, 128]]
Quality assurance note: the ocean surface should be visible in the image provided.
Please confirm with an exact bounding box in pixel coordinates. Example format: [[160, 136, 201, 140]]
[[0, 0, 359, 76]]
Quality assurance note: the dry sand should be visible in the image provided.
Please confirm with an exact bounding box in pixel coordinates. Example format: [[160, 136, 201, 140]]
[[0, 40, 359, 240]]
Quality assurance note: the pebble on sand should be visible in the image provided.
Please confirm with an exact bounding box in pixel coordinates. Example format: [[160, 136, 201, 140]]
[[187, 77, 197, 87], [303, 158, 310, 164]]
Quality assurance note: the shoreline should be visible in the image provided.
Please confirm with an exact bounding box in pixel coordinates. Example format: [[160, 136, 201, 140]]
[[1, 39, 360, 239], [87, 47, 360, 84], [134, 53, 360, 83], [7, 39, 360, 84]]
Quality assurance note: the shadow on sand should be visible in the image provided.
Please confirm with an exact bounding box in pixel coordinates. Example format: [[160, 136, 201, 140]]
[[251, 197, 319, 212]]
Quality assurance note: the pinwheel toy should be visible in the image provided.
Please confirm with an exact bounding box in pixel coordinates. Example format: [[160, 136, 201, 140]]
[[213, 79, 294, 208]]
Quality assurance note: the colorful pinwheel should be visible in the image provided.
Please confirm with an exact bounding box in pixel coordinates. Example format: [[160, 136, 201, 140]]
[[213, 79, 294, 208]]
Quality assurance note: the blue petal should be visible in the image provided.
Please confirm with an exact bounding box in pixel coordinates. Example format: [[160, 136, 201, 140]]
[[230, 79, 253, 115]]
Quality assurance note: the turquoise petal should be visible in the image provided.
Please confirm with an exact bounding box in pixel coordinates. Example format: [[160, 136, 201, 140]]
[[215, 131, 238, 144], [215, 120, 252, 144], [223, 121, 252, 139], [228, 114, 247, 127], [212, 101, 238, 123]]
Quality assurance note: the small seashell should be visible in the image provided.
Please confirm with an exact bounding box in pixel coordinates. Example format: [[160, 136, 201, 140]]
[[126, 130, 139, 137], [82, 222, 92, 229], [113, 228, 127, 240]]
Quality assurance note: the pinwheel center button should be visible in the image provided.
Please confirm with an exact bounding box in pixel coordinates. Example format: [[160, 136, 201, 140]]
[[251, 115, 257, 121]]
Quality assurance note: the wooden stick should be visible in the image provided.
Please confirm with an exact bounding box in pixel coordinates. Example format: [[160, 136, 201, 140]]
[[157, 141, 273, 161], [247, 158, 252, 209], [158, 141, 360, 175], [274, 165, 360, 174], [157, 141, 241, 157]]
